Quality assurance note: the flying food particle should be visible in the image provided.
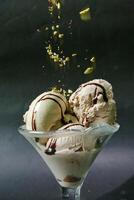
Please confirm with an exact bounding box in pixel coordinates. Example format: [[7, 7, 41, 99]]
[[59, 58, 62, 62], [59, 33, 64, 38], [72, 53, 77, 57], [84, 67, 94, 75], [53, 54, 59, 62], [69, 20, 72, 24], [79, 7, 91, 21], [53, 31, 58, 36], [52, 26, 55, 30], [57, 2, 61, 9], [51, 55, 55, 59], [59, 63, 64, 67], [68, 89, 73, 94], [48, 6, 53, 13], [48, 51, 52, 56], [49, 0, 58, 7], [65, 57, 70, 62], [45, 27, 49, 31], [56, 25, 59, 28], [90, 56, 96, 63], [63, 61, 66, 65]]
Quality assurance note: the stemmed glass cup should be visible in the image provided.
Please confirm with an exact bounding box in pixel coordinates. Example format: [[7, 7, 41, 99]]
[[19, 122, 119, 200]]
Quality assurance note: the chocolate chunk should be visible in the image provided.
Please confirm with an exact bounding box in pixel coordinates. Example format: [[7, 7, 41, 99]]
[[63, 176, 81, 182], [45, 147, 56, 155]]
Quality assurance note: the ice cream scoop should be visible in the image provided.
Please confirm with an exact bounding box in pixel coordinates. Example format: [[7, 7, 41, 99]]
[[59, 123, 84, 130], [24, 91, 68, 132], [45, 123, 85, 154], [69, 79, 116, 127]]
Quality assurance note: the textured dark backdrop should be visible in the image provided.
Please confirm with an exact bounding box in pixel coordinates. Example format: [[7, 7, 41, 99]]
[[0, 0, 134, 200]]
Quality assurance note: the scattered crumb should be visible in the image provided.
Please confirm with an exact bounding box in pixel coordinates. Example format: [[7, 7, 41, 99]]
[[79, 7, 91, 21], [72, 53, 77, 57], [68, 89, 73, 94], [45, 27, 49, 31], [90, 56, 96, 63], [59, 34, 64, 38], [84, 67, 94, 75], [53, 31, 58, 36]]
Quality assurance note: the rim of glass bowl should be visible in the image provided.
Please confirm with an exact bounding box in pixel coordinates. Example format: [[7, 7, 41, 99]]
[[18, 123, 120, 139]]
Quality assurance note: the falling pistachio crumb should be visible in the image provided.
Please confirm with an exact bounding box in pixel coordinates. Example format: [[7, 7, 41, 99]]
[[90, 57, 96, 63], [48, 51, 52, 56], [65, 57, 70, 62], [68, 89, 73, 94], [79, 7, 91, 21], [59, 63, 64, 67], [53, 31, 58, 36], [72, 53, 77, 57], [57, 2, 60, 9], [84, 67, 94, 75], [45, 27, 49, 31], [52, 26, 55, 30], [56, 25, 59, 28], [59, 34, 64, 38]]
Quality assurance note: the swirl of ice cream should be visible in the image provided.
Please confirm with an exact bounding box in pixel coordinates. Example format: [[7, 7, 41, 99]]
[[24, 91, 68, 131], [45, 123, 85, 155], [69, 79, 116, 127]]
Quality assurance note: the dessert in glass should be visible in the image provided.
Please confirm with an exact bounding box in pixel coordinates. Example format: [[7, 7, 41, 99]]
[[19, 79, 120, 200]]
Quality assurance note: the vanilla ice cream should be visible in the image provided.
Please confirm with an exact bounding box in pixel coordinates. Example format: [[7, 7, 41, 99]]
[[24, 91, 68, 131]]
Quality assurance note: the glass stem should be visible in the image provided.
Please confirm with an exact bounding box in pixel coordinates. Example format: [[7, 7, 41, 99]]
[[61, 186, 81, 200]]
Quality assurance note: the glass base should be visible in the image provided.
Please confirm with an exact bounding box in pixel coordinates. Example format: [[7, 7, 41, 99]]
[[61, 186, 81, 200]]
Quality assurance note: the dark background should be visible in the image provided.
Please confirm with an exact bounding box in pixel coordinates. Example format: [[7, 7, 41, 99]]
[[0, 0, 134, 199]]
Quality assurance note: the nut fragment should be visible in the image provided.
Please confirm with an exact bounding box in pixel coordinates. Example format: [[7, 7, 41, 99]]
[[84, 67, 94, 75], [79, 7, 91, 21]]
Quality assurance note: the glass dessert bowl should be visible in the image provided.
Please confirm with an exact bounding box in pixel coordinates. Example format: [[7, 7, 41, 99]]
[[19, 122, 119, 200]]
